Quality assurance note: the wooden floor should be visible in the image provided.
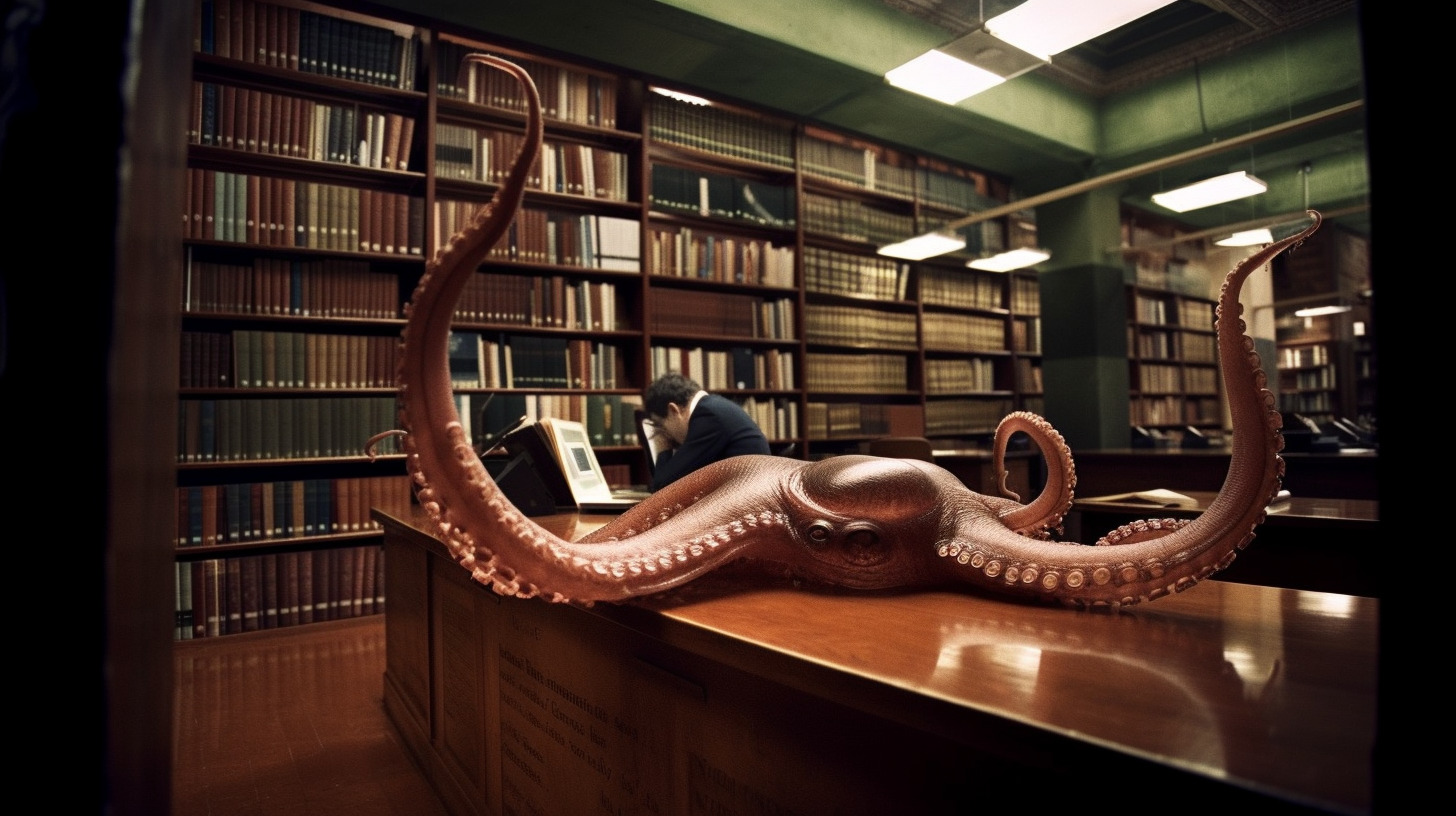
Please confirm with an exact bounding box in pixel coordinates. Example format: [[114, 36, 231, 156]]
[[172, 615, 450, 816]]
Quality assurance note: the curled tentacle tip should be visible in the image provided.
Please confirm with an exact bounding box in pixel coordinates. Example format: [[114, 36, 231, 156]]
[[364, 429, 407, 461]]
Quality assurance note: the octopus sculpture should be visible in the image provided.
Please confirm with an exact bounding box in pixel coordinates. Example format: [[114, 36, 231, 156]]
[[383, 54, 1321, 610]]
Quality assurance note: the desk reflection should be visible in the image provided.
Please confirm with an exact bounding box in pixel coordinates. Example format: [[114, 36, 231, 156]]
[[631, 576, 1375, 814]]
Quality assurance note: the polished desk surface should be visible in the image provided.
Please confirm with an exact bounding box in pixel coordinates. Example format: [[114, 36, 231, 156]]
[[381, 507, 1378, 814], [1072, 490, 1378, 530]]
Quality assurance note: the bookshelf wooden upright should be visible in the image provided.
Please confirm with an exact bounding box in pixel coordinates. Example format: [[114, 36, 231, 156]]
[[174, 0, 1044, 638]]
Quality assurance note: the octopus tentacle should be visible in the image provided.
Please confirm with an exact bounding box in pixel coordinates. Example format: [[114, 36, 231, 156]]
[[392, 53, 1321, 609]]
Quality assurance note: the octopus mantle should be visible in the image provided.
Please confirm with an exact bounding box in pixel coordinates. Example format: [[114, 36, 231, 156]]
[[386, 55, 1320, 610]]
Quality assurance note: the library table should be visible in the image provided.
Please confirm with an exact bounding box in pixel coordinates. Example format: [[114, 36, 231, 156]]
[[1069, 490, 1379, 597], [375, 506, 1377, 816]]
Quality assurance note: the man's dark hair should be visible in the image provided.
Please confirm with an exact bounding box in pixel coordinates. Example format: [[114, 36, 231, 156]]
[[644, 372, 701, 417]]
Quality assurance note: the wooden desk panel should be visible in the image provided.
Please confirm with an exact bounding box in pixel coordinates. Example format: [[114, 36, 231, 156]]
[[377, 507, 1377, 816], [1069, 491, 1379, 597], [1070, 448, 1378, 500]]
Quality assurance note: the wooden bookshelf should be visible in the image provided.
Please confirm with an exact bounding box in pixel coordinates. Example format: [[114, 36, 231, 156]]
[[1125, 284, 1223, 438], [176, 0, 1039, 637]]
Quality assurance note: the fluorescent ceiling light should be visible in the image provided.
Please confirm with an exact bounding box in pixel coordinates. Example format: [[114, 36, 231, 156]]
[[651, 87, 711, 106], [967, 247, 1051, 272], [987, 0, 1179, 60], [1151, 171, 1268, 213], [885, 0, 1176, 104], [884, 49, 1007, 104], [877, 232, 966, 260], [1294, 305, 1352, 318], [1214, 228, 1274, 247]]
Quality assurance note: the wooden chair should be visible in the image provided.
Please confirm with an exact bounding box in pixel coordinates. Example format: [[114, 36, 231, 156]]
[[866, 436, 935, 462]]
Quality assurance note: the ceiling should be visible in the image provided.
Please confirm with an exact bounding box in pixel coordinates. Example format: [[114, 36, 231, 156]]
[[883, 1, 1356, 98], [381, 0, 1371, 240]]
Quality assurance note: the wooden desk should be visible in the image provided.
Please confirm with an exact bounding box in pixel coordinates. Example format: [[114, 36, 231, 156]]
[[931, 448, 1039, 498], [376, 507, 1377, 816], [1070, 447, 1378, 500], [1069, 491, 1379, 597]]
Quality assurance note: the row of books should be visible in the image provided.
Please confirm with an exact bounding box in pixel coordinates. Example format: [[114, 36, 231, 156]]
[[649, 345, 796, 392], [178, 396, 401, 463], [453, 272, 623, 330], [801, 192, 916, 247], [174, 544, 385, 639], [922, 313, 1007, 354], [1279, 344, 1332, 368], [1283, 367, 1337, 390], [176, 475, 412, 548], [648, 227, 797, 288], [737, 396, 800, 441], [1010, 275, 1041, 315], [805, 402, 924, 440], [184, 169, 425, 255], [1132, 326, 1215, 362], [803, 245, 908, 301], [458, 392, 643, 449], [648, 92, 796, 169], [925, 397, 1016, 436], [919, 266, 1007, 312], [433, 39, 620, 128], [649, 165, 796, 229], [449, 332, 625, 389], [925, 358, 1000, 395], [1278, 392, 1335, 414], [1135, 363, 1184, 393], [434, 122, 630, 201], [804, 304, 918, 351], [182, 255, 400, 318], [800, 126, 917, 200], [191, 81, 415, 171], [181, 329, 399, 390], [916, 159, 998, 213], [433, 200, 641, 270], [804, 352, 908, 394], [195, 0, 421, 90], [1133, 293, 1216, 328], [1132, 396, 1223, 427], [648, 289, 796, 341]]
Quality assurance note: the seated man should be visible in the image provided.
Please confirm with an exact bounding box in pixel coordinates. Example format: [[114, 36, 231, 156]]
[[642, 372, 770, 491]]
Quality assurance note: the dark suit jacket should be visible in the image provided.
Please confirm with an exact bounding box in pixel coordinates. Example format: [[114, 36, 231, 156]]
[[650, 394, 770, 490]]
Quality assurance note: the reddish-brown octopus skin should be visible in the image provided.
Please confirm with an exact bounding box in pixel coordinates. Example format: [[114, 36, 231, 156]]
[[390, 54, 1318, 609]]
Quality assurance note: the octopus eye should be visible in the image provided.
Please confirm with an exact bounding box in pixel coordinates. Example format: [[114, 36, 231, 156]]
[[807, 520, 833, 543]]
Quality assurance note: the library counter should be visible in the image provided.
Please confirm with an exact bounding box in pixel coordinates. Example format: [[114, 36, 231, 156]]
[[1069, 446, 1377, 500], [1069, 491, 1379, 597], [375, 507, 1377, 816]]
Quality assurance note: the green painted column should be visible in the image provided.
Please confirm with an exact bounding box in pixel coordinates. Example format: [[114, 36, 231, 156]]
[[1034, 188, 1131, 451]]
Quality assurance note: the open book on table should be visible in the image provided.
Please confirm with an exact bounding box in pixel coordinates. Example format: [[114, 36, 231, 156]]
[[1079, 488, 1292, 509]]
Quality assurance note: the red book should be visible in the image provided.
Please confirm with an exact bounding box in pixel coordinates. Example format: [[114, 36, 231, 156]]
[[262, 552, 279, 629], [218, 85, 236, 150], [394, 192, 409, 256], [224, 557, 243, 634], [280, 550, 299, 627], [297, 546, 315, 625], [396, 115, 415, 172], [245, 85, 261, 152]]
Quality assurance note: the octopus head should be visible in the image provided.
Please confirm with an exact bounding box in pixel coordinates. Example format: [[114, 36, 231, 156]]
[[781, 456, 945, 586]]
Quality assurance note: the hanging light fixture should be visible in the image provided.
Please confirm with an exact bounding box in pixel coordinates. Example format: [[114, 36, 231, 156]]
[[1214, 228, 1274, 247], [1151, 170, 1268, 212], [877, 231, 967, 260], [967, 247, 1051, 272]]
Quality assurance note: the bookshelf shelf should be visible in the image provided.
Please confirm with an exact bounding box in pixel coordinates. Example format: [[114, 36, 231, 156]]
[[175, 0, 1042, 639]]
